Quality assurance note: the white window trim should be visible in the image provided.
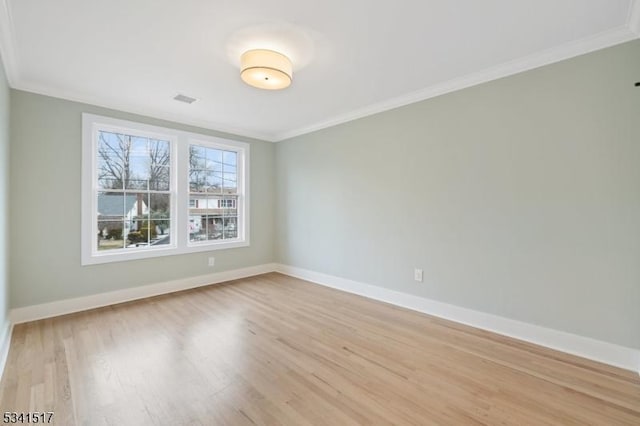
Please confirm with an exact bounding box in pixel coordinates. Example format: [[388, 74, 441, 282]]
[[81, 113, 250, 265], [186, 136, 248, 249]]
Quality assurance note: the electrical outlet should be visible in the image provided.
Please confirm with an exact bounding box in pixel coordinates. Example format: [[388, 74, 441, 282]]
[[208, 257, 215, 267], [414, 268, 423, 282]]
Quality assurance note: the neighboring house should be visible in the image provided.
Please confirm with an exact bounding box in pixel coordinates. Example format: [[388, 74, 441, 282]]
[[188, 191, 237, 239], [97, 193, 149, 239]]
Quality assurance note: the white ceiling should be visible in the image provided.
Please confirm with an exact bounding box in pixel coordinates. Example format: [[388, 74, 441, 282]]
[[1, 0, 639, 141]]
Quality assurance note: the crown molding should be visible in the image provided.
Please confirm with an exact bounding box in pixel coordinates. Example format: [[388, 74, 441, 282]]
[[0, 0, 276, 142], [1, 0, 638, 143], [629, 0, 640, 35], [11, 81, 278, 142], [274, 24, 637, 141], [0, 0, 18, 85]]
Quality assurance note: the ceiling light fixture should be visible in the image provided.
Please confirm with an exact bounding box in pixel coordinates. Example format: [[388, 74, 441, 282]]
[[240, 49, 292, 90]]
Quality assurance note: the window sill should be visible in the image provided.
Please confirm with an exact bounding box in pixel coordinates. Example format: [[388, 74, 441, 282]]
[[81, 240, 250, 265]]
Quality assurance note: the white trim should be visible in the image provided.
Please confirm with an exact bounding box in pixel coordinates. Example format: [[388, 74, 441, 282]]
[[629, 0, 640, 35], [81, 113, 250, 265], [10, 263, 277, 324], [0, 319, 12, 381], [0, 5, 637, 142], [186, 136, 250, 249], [4, 263, 638, 376], [274, 25, 637, 141], [0, 0, 17, 86], [1, 4, 638, 143], [82, 115, 179, 264], [14, 81, 276, 142], [275, 264, 640, 374]]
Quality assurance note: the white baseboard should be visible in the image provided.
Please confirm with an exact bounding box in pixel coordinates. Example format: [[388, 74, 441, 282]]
[[10, 263, 277, 324], [0, 319, 12, 381], [6, 262, 639, 374], [275, 263, 640, 374]]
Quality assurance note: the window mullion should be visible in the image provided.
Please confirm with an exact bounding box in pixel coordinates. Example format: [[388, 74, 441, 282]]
[[175, 134, 189, 251]]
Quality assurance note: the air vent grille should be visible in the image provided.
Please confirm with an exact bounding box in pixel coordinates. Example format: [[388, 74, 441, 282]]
[[173, 94, 197, 104]]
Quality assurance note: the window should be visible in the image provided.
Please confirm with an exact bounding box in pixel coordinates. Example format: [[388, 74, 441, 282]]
[[82, 114, 249, 265], [188, 143, 240, 243], [96, 131, 173, 252]]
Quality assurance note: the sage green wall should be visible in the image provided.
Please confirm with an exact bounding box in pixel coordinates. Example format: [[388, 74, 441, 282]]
[[0, 57, 9, 332], [10, 91, 275, 308], [275, 40, 640, 349]]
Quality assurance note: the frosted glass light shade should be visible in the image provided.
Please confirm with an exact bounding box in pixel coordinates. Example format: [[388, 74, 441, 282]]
[[240, 49, 293, 90]]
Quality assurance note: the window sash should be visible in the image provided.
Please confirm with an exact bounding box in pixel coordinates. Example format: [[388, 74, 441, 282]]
[[187, 140, 245, 246]]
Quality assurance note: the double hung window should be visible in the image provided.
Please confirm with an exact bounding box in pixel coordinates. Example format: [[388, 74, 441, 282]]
[[81, 114, 249, 265]]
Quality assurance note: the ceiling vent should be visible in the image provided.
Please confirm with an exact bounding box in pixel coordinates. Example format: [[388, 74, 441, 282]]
[[173, 94, 198, 104]]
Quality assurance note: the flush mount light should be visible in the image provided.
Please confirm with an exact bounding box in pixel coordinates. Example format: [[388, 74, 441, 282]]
[[240, 49, 292, 90]]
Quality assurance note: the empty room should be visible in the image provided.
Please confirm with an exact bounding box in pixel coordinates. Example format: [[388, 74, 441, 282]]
[[0, 0, 639, 424]]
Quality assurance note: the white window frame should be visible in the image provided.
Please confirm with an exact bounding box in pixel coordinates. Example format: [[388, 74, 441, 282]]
[[81, 114, 250, 265], [186, 137, 247, 249]]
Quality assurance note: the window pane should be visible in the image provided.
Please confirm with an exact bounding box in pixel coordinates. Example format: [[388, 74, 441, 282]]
[[150, 193, 170, 236], [150, 193, 170, 213], [98, 133, 171, 193], [149, 139, 170, 165], [186, 193, 238, 242], [206, 215, 224, 240], [205, 171, 222, 193], [126, 154, 150, 190], [152, 228, 171, 246], [189, 213, 225, 242], [190, 145, 206, 170], [125, 179, 148, 191], [189, 170, 206, 192], [223, 151, 236, 168], [97, 191, 125, 218], [97, 132, 127, 190], [224, 163, 237, 175], [130, 137, 148, 156], [189, 215, 205, 242], [127, 137, 150, 189], [123, 192, 150, 249], [223, 216, 237, 239], [149, 140, 170, 190], [189, 195, 208, 242], [98, 175, 123, 190], [150, 165, 170, 191], [223, 150, 237, 192], [205, 148, 223, 170], [97, 220, 125, 251], [222, 174, 237, 192]]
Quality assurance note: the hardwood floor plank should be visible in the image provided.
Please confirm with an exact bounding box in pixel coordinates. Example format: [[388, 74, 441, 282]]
[[0, 272, 638, 425]]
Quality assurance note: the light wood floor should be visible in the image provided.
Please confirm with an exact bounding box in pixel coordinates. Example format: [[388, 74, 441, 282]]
[[0, 273, 638, 425]]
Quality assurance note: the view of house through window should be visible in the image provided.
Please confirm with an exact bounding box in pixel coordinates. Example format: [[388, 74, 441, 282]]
[[188, 145, 238, 242], [83, 114, 249, 265], [97, 131, 172, 251]]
